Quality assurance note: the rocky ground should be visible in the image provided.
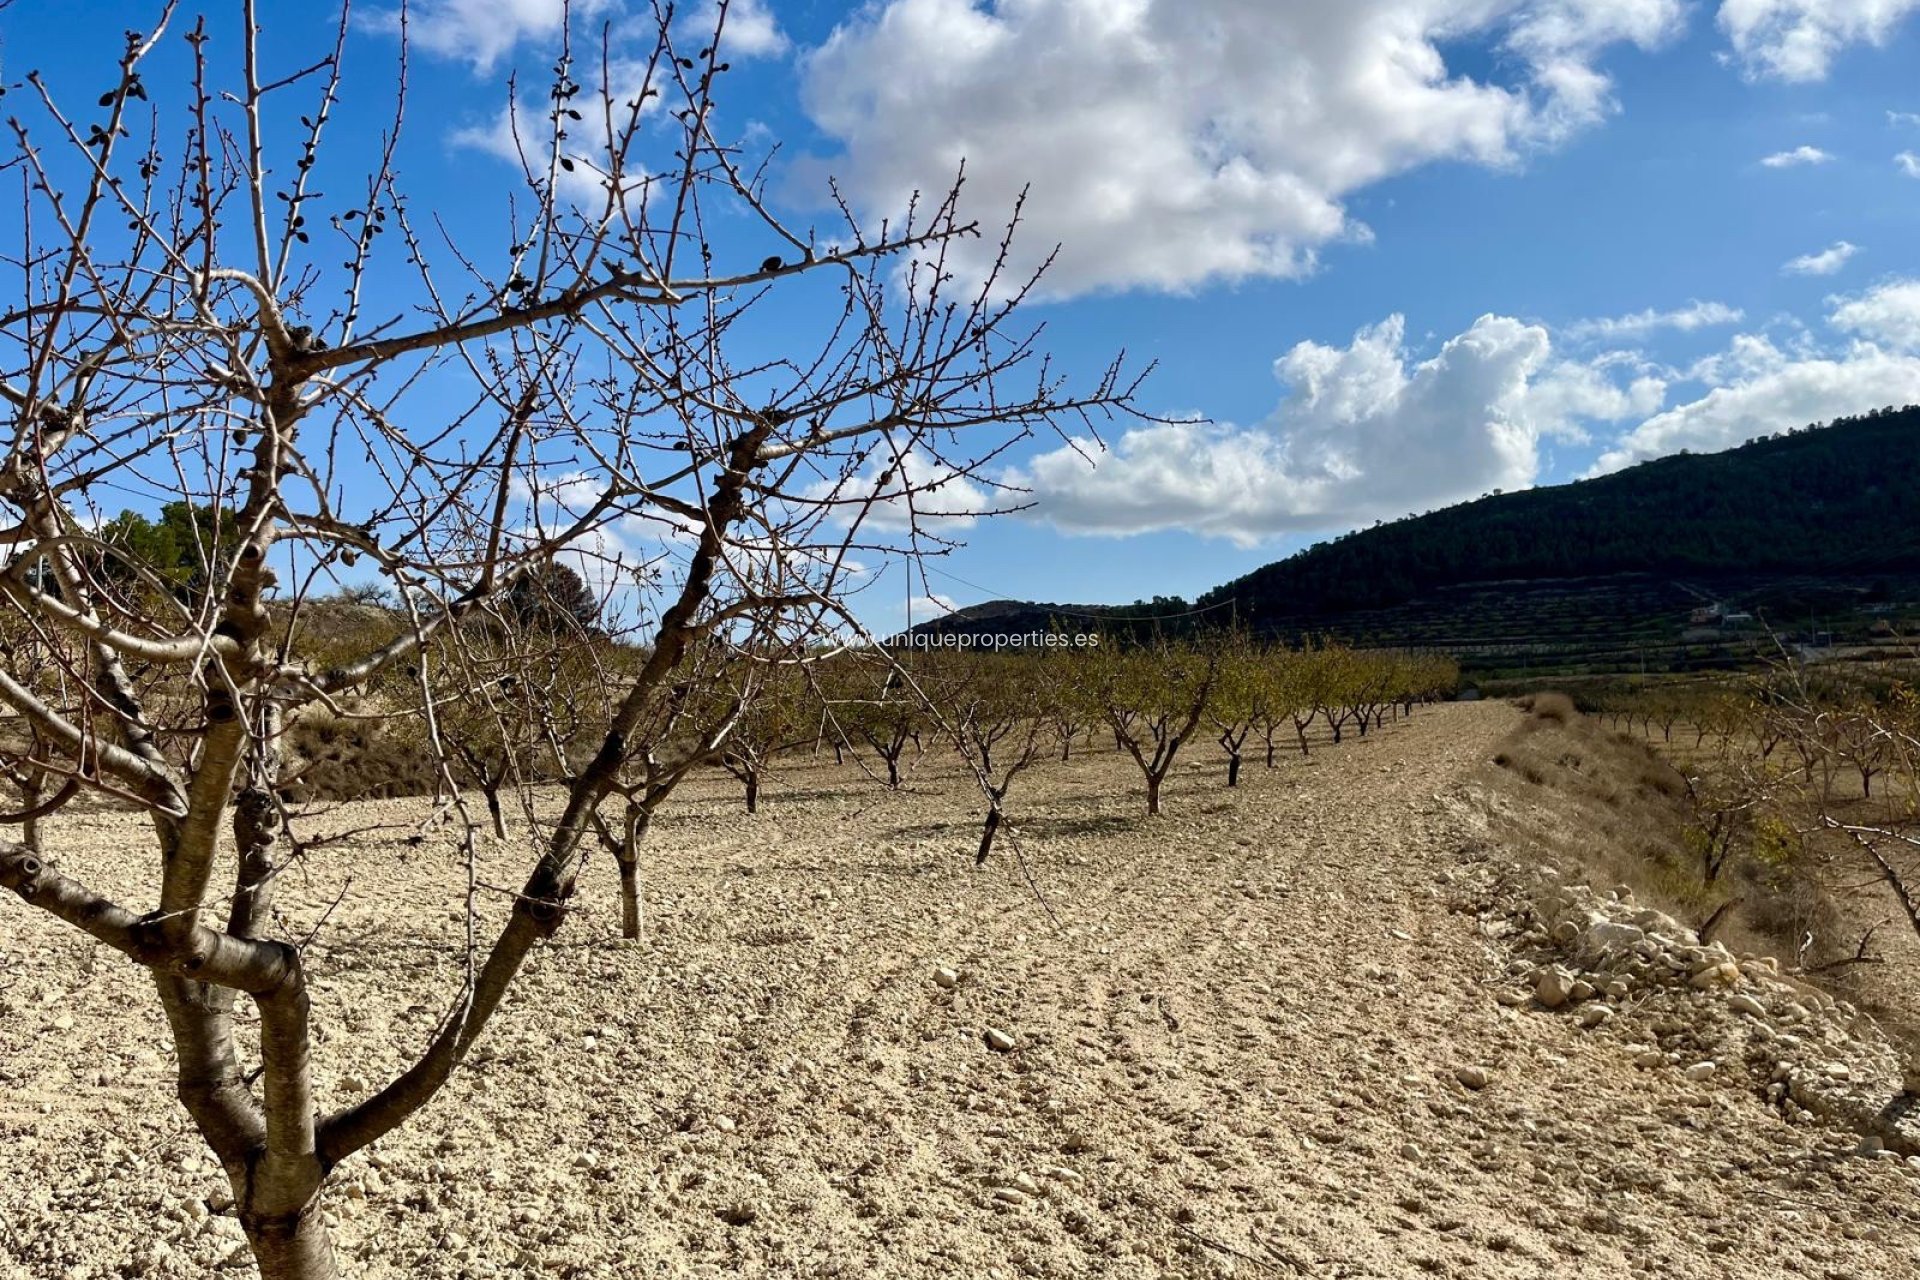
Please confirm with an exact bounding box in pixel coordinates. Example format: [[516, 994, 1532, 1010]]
[[4, 701, 1919, 1278]]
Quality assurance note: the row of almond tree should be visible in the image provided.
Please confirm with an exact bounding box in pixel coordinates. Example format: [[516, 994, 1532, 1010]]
[[312, 633, 1456, 939], [1576, 660, 1920, 968]]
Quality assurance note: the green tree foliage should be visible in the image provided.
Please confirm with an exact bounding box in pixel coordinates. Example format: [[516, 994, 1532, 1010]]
[[1202, 406, 1920, 627], [505, 560, 601, 636], [95, 501, 239, 592]]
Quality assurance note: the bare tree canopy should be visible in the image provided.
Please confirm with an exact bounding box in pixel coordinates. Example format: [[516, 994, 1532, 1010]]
[[0, 3, 1145, 1275]]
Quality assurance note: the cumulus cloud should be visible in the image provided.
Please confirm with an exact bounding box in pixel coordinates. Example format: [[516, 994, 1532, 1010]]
[[1719, 0, 1920, 81], [800, 0, 1684, 297], [1829, 279, 1920, 351], [1590, 343, 1920, 471], [1782, 241, 1861, 276], [1019, 283, 1920, 541], [1012, 314, 1662, 544], [380, 0, 618, 72], [1590, 283, 1920, 470], [1761, 144, 1832, 167], [1565, 301, 1745, 339], [1898, 151, 1920, 177], [805, 449, 995, 533], [683, 0, 789, 58]]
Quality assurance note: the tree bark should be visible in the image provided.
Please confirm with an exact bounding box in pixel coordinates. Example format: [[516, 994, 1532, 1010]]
[[1146, 773, 1162, 816], [975, 807, 1001, 865], [618, 805, 650, 940], [744, 772, 759, 814], [241, 1201, 340, 1280], [618, 853, 642, 940], [483, 784, 507, 841], [1226, 754, 1241, 788]]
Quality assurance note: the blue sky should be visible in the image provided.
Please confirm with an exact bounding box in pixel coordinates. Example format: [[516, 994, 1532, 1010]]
[[7, 0, 1920, 630]]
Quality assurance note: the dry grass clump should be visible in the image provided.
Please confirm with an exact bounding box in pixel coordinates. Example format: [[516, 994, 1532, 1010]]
[[282, 705, 439, 803], [1512, 691, 1578, 725]]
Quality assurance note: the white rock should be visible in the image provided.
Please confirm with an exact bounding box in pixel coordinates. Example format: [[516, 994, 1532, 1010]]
[[933, 966, 960, 989], [1684, 1062, 1717, 1082], [1728, 994, 1766, 1018], [984, 1028, 1016, 1053], [1455, 1065, 1491, 1090]]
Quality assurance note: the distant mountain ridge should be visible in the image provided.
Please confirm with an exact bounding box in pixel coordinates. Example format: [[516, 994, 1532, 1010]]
[[919, 405, 1920, 676]]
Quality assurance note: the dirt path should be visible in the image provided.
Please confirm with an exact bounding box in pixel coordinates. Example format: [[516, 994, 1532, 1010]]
[[4, 702, 1918, 1278]]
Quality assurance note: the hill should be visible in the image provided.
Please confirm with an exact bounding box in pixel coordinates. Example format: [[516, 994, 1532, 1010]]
[[922, 405, 1920, 676]]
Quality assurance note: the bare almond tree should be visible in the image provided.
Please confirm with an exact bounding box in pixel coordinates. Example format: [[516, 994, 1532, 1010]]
[[0, 5, 1144, 1276]]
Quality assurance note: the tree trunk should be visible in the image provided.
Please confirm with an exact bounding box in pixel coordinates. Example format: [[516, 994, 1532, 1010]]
[[975, 807, 1001, 865], [617, 806, 650, 940], [832, 741, 843, 766], [618, 852, 642, 940], [744, 772, 759, 814], [242, 1202, 340, 1280], [1226, 753, 1241, 788], [885, 754, 900, 789], [483, 785, 507, 841], [1146, 773, 1162, 816]]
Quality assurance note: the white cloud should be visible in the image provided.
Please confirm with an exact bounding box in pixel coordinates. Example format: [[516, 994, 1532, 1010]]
[[1719, 0, 1920, 81], [1012, 314, 1661, 543], [1566, 300, 1745, 339], [684, 0, 789, 58], [908, 594, 960, 619], [1829, 279, 1920, 351], [1760, 144, 1832, 167], [1890, 110, 1920, 126], [1591, 343, 1920, 470], [800, 0, 1684, 298], [1898, 151, 1920, 177], [381, 0, 618, 72], [1782, 241, 1861, 276], [1592, 285, 1920, 470], [806, 449, 994, 532]]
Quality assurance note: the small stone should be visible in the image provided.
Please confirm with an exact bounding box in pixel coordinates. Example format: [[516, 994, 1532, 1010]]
[[1569, 979, 1596, 1002], [934, 966, 960, 989], [1684, 1061, 1717, 1082], [984, 1028, 1016, 1053], [1535, 968, 1576, 1009], [714, 1115, 736, 1133], [1728, 994, 1766, 1018], [1455, 1065, 1491, 1091], [1578, 1005, 1613, 1029], [991, 1187, 1030, 1207], [1690, 963, 1739, 990], [1823, 1062, 1852, 1082], [1634, 1049, 1665, 1069], [1011, 1172, 1041, 1195], [1400, 1142, 1424, 1161]]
